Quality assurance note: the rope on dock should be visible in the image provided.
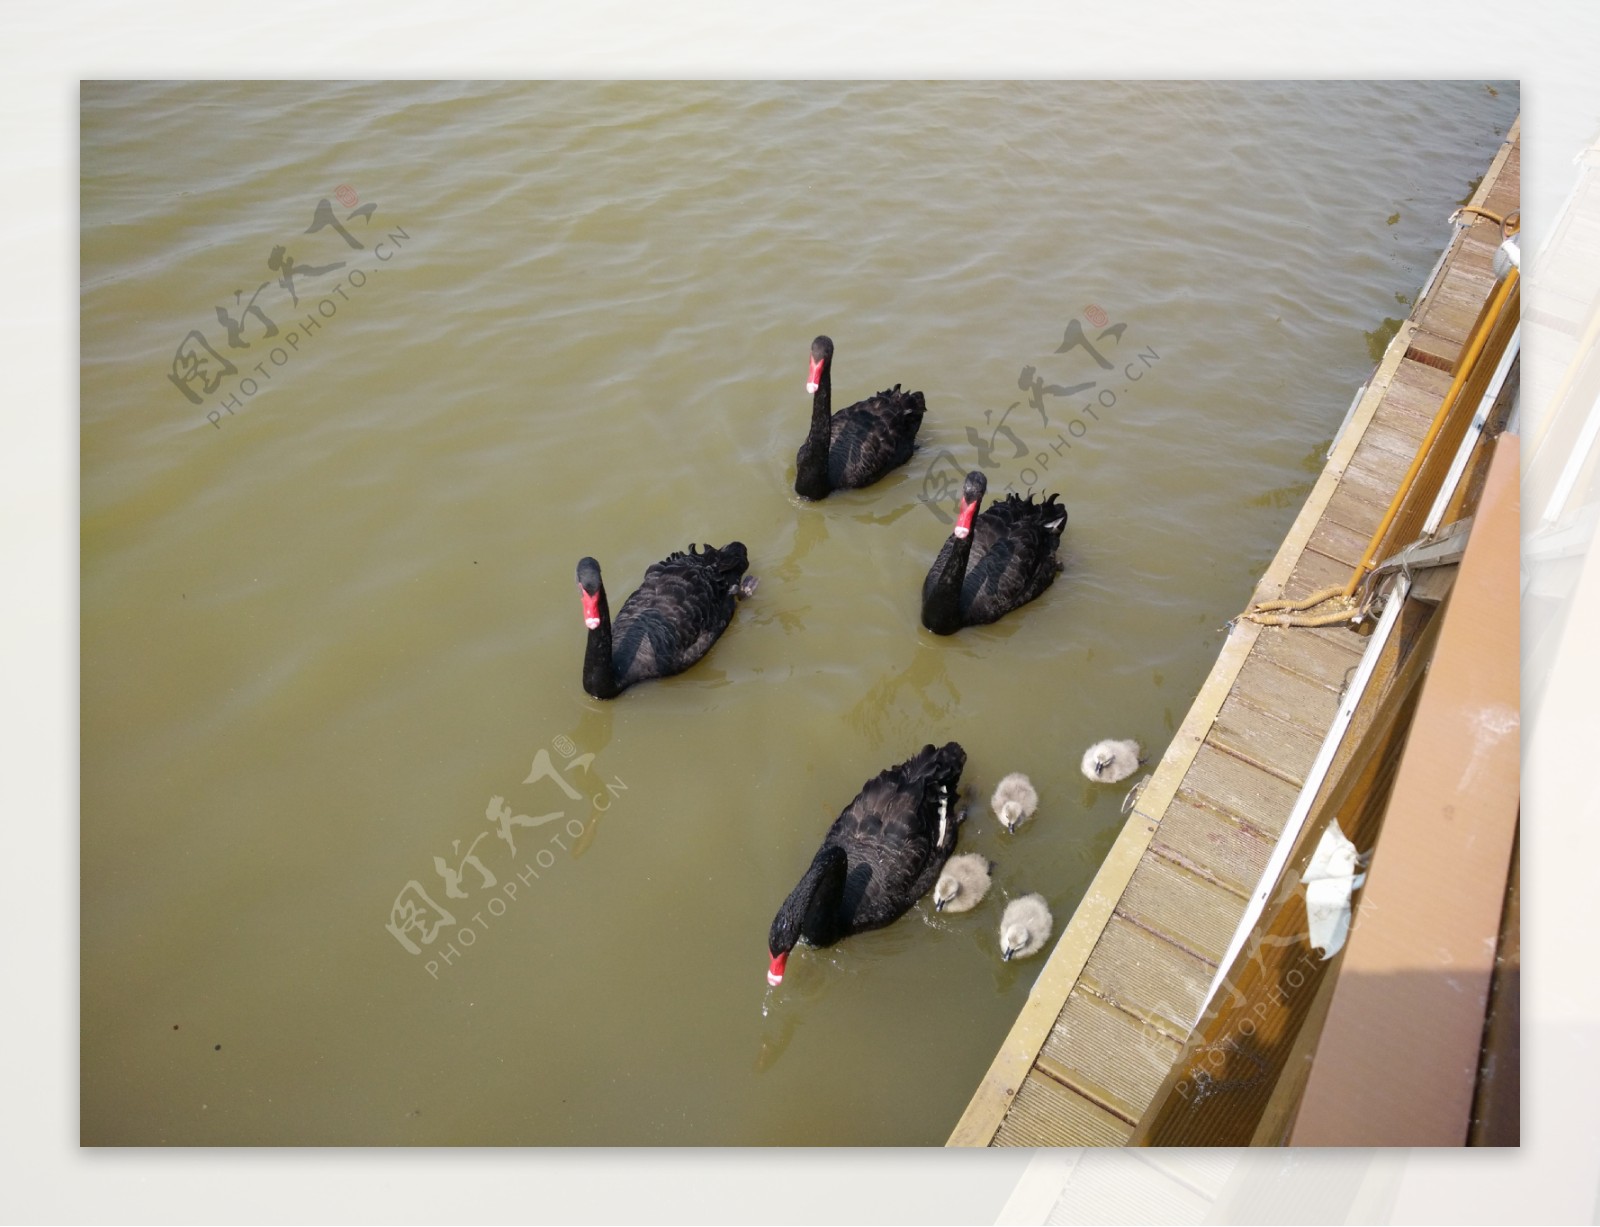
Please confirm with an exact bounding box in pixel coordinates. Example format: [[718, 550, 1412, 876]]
[[1451, 204, 1520, 238], [1236, 584, 1368, 628], [1244, 606, 1367, 628]]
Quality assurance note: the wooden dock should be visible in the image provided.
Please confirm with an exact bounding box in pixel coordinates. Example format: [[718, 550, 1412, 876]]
[[949, 120, 1521, 1147]]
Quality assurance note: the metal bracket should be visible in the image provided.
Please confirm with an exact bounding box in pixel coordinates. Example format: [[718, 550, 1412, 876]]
[[1366, 515, 1476, 584]]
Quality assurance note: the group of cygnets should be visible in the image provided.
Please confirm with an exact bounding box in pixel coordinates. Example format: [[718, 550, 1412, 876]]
[[931, 739, 1145, 962]]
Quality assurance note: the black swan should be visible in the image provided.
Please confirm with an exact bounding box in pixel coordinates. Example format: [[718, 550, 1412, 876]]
[[766, 741, 967, 985], [575, 544, 757, 700], [920, 470, 1067, 635], [793, 335, 927, 499]]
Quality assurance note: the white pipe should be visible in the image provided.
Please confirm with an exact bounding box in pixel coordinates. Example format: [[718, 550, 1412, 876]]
[[1429, 324, 1519, 536], [1328, 382, 1369, 460], [1200, 579, 1408, 1013]]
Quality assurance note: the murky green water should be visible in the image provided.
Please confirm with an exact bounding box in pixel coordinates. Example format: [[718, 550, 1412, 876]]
[[80, 80, 1518, 1145]]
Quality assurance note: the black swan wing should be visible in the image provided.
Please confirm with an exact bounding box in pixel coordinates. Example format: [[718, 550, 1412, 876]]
[[611, 543, 749, 686], [962, 494, 1066, 624], [827, 385, 927, 489], [921, 532, 966, 610], [825, 743, 965, 932]]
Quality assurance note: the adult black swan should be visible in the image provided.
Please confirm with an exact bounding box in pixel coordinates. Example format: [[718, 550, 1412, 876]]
[[766, 741, 966, 985], [576, 544, 757, 700], [793, 335, 926, 499], [920, 470, 1066, 635]]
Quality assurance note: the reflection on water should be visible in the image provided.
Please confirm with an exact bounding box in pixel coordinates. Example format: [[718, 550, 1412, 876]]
[[80, 80, 1519, 1145], [844, 640, 960, 744]]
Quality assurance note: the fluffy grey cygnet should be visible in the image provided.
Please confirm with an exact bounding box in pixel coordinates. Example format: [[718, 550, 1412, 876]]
[[990, 772, 1039, 833], [1080, 738, 1143, 783], [933, 853, 993, 913], [999, 893, 1053, 961]]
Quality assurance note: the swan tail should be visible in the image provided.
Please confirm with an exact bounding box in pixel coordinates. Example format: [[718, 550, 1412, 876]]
[[703, 542, 757, 599], [921, 741, 968, 853], [672, 540, 750, 581], [986, 491, 1068, 537], [875, 385, 927, 434]]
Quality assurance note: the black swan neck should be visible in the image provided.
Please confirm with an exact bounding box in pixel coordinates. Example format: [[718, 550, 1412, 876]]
[[580, 587, 622, 699], [801, 846, 848, 945], [775, 845, 847, 950], [921, 531, 974, 635], [794, 366, 833, 500]]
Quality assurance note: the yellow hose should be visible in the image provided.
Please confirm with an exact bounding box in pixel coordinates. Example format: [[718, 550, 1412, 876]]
[[1342, 265, 1519, 598]]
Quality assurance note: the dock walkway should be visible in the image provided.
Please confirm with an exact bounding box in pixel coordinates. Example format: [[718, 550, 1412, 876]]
[[949, 120, 1521, 1147]]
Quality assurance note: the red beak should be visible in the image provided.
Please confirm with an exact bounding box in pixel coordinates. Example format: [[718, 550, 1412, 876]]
[[806, 354, 825, 395], [580, 587, 601, 629], [767, 951, 788, 986], [953, 497, 978, 539]]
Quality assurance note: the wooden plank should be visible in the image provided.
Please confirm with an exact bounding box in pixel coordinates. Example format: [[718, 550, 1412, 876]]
[[1251, 624, 1363, 691], [1039, 990, 1183, 1122], [1386, 357, 1456, 409], [1484, 181, 1520, 217], [1281, 547, 1352, 604], [1293, 620, 1370, 660], [1339, 444, 1413, 504], [1420, 265, 1499, 344], [1115, 854, 1246, 966], [1304, 516, 1370, 568], [1149, 793, 1276, 898], [1321, 482, 1395, 539], [1424, 286, 1488, 338], [1305, 511, 1369, 566], [1208, 694, 1323, 784], [991, 1075, 1133, 1147], [1358, 415, 1432, 464], [1177, 743, 1302, 837], [1345, 434, 1415, 491], [1416, 306, 1488, 358], [1445, 245, 1502, 286], [1076, 914, 1214, 1040], [1227, 655, 1343, 740], [1452, 236, 1501, 282], [1406, 328, 1461, 371]]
